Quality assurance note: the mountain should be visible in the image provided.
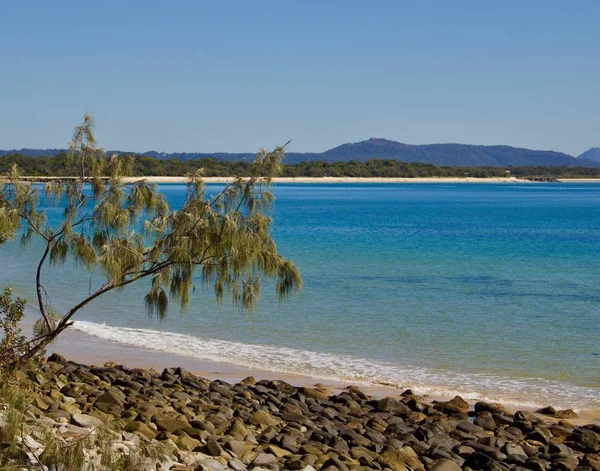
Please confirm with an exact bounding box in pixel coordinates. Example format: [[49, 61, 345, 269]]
[[0, 148, 63, 158], [288, 138, 591, 167], [578, 147, 600, 162], [2, 139, 599, 167]]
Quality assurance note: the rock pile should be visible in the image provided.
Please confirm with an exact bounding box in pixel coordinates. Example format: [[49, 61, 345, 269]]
[[5, 354, 599, 470]]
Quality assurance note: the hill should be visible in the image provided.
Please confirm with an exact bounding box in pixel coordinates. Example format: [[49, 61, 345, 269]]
[[578, 147, 600, 162], [2, 139, 599, 167]]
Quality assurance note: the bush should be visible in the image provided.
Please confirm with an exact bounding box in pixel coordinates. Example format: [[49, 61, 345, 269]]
[[0, 287, 27, 370]]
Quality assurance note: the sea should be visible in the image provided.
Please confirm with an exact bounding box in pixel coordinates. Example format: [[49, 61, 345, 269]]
[[1, 182, 599, 412]]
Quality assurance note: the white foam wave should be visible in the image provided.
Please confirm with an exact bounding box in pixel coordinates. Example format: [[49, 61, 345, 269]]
[[72, 320, 600, 412]]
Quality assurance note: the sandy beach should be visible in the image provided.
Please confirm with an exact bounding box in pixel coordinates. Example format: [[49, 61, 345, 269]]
[[123, 176, 528, 184], [29, 314, 598, 425], [12, 175, 600, 184]]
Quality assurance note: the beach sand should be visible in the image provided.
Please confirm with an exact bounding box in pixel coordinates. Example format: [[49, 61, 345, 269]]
[[13, 175, 600, 184], [123, 176, 527, 184], [29, 314, 598, 426]]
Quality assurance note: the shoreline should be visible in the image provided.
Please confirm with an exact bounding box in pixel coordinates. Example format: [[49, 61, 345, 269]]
[[123, 176, 528, 184], [15, 354, 598, 471], [13, 175, 600, 184], [35, 315, 598, 426]]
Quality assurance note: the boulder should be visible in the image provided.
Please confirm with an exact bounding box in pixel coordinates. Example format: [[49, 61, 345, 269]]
[[95, 390, 124, 405], [429, 458, 462, 471], [177, 434, 201, 451], [71, 413, 104, 429], [378, 446, 425, 471], [249, 410, 279, 427], [124, 421, 157, 440], [153, 415, 189, 433]]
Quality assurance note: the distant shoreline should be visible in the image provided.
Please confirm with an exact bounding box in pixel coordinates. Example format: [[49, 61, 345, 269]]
[[9, 176, 600, 184], [125, 176, 527, 184]]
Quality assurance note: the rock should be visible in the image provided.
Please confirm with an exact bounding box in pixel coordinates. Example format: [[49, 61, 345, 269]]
[[48, 410, 71, 422], [228, 458, 247, 471], [266, 444, 290, 458], [227, 419, 249, 438], [580, 454, 600, 471], [527, 426, 553, 444], [194, 459, 226, 471], [378, 446, 425, 471], [15, 355, 594, 471], [429, 458, 462, 471], [299, 386, 330, 401], [48, 353, 67, 364], [252, 452, 277, 466], [503, 443, 526, 456], [377, 397, 411, 415], [320, 457, 350, 471], [249, 410, 279, 427], [457, 420, 486, 436], [552, 457, 579, 471], [435, 396, 469, 414], [536, 406, 557, 416], [554, 409, 578, 419], [71, 413, 104, 428], [203, 440, 223, 457], [224, 440, 246, 457], [568, 428, 600, 453], [301, 444, 324, 456], [154, 415, 190, 433], [474, 402, 509, 415], [95, 390, 125, 405], [177, 434, 201, 451], [474, 413, 497, 431], [33, 396, 50, 411], [463, 452, 509, 471], [514, 410, 540, 423]]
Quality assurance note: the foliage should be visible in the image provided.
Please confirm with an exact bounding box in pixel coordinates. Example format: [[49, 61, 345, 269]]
[[0, 113, 301, 365], [4, 138, 599, 167], [0, 287, 28, 369], [3, 152, 600, 178], [0, 367, 170, 470]]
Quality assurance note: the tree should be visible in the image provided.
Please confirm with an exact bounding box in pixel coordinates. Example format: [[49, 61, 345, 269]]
[[0, 113, 301, 365]]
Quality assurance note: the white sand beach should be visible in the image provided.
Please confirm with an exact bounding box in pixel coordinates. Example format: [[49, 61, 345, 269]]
[[122, 176, 528, 184]]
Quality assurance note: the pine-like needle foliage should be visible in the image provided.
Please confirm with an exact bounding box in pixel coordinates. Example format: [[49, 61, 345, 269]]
[[0, 114, 301, 363]]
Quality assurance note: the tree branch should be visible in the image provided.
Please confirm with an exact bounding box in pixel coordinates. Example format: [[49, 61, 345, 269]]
[[35, 242, 53, 331], [56, 261, 174, 330]]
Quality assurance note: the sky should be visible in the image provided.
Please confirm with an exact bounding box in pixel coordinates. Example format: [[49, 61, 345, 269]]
[[1, 1, 599, 156]]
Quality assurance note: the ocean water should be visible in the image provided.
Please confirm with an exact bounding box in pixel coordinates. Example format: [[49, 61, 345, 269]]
[[1, 182, 599, 411]]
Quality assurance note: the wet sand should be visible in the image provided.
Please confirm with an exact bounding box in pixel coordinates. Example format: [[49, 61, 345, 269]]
[[32, 316, 598, 426]]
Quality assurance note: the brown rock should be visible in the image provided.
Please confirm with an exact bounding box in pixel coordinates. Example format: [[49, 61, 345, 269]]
[[249, 410, 279, 427], [378, 446, 425, 471], [125, 421, 157, 440], [153, 415, 189, 433], [299, 386, 330, 401]]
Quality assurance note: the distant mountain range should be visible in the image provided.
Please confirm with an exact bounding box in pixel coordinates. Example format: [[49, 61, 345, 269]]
[[577, 147, 600, 162], [1, 138, 599, 167]]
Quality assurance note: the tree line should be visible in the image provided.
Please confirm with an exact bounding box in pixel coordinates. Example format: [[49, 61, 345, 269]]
[[2, 151, 600, 178]]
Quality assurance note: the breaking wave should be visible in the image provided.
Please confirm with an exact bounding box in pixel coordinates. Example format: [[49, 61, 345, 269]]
[[72, 320, 600, 413]]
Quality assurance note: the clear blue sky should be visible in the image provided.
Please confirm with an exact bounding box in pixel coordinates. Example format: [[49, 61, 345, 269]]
[[1, 1, 598, 155]]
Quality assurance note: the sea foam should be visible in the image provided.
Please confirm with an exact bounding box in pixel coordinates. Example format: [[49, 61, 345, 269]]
[[72, 320, 599, 412]]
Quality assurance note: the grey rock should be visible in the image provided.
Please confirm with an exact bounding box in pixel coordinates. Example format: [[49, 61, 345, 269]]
[[71, 413, 103, 428]]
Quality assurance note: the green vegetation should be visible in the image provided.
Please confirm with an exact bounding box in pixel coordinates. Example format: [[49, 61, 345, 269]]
[[2, 152, 600, 179], [0, 365, 168, 469], [0, 113, 301, 366]]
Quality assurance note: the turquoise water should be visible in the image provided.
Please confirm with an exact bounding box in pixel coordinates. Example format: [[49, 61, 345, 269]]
[[1, 183, 599, 410]]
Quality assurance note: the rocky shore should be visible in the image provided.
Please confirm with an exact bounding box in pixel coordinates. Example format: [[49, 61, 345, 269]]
[[2, 354, 599, 471]]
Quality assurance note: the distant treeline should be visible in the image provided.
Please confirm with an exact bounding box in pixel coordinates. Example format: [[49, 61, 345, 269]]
[[2, 152, 600, 179]]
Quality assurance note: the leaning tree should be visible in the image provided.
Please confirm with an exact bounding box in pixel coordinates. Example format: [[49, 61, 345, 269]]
[[0, 113, 301, 366]]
